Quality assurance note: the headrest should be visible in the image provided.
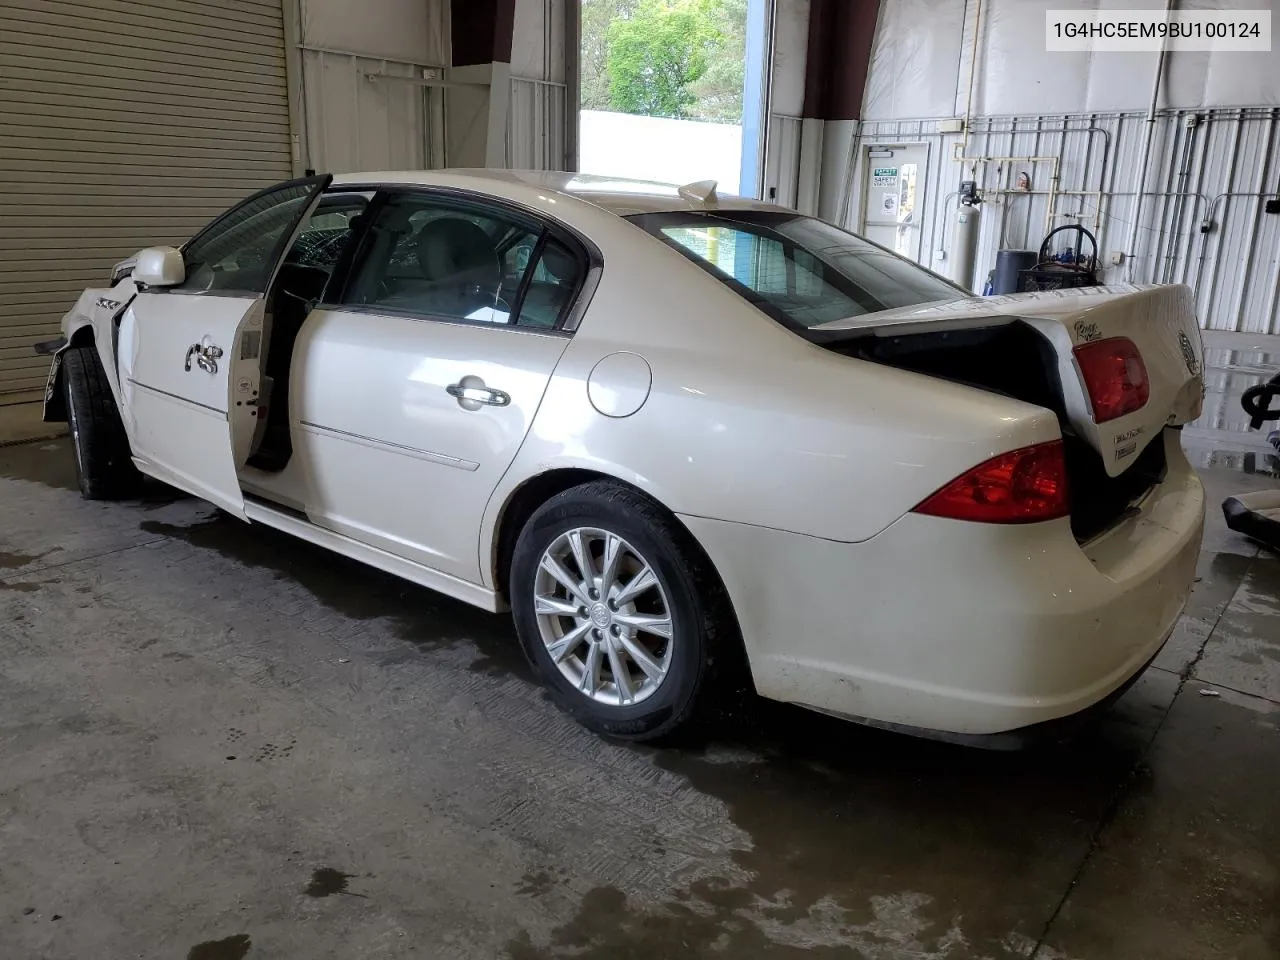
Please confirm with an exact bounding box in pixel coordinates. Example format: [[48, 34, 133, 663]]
[[415, 218, 500, 282]]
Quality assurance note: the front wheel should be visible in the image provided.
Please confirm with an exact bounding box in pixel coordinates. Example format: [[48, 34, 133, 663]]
[[61, 345, 141, 500], [510, 481, 729, 741]]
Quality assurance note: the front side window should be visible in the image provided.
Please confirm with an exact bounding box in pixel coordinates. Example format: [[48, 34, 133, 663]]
[[175, 180, 321, 295], [341, 193, 584, 329], [271, 193, 370, 316], [628, 210, 968, 335], [284, 195, 369, 271]]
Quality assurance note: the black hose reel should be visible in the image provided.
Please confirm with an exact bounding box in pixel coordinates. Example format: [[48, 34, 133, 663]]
[[1241, 372, 1280, 430], [1017, 224, 1100, 292]]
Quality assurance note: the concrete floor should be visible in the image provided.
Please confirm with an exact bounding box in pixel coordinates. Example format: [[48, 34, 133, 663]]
[[2, 336, 1279, 959]]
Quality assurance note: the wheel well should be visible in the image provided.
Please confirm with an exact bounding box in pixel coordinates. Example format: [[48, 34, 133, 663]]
[[45, 326, 96, 422], [494, 468, 608, 599], [492, 468, 752, 688]]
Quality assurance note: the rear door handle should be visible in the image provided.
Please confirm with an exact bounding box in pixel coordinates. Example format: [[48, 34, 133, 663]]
[[447, 382, 511, 408]]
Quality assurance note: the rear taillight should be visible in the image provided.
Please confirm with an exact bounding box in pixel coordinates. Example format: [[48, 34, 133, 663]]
[[1074, 337, 1150, 423], [912, 440, 1070, 524]]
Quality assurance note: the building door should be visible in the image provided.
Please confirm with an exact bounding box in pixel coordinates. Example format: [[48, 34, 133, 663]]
[[860, 145, 928, 262], [0, 0, 294, 398]]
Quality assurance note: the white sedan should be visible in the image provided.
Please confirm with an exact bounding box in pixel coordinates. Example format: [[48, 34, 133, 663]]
[[40, 170, 1207, 744]]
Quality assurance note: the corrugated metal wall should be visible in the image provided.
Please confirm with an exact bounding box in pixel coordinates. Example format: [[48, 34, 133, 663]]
[[295, 0, 449, 173], [0, 0, 294, 396], [508, 78, 568, 170], [848, 109, 1280, 334], [299, 48, 446, 173], [765, 114, 805, 208], [508, 0, 570, 169]]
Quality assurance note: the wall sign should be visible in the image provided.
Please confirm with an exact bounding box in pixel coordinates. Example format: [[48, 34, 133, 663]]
[[872, 167, 898, 188]]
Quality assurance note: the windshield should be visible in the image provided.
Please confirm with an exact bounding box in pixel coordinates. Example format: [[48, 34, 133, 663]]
[[627, 210, 970, 335]]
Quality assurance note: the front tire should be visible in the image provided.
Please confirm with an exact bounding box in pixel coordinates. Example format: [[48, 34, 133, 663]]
[[61, 345, 141, 500], [510, 481, 728, 741]]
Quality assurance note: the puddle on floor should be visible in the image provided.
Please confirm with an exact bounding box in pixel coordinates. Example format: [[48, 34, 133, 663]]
[[138, 515, 531, 681]]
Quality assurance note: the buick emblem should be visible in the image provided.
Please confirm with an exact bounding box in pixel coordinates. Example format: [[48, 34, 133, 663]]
[[1178, 330, 1199, 375]]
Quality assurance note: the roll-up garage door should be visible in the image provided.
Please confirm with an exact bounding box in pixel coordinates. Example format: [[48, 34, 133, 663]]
[[0, 0, 294, 396]]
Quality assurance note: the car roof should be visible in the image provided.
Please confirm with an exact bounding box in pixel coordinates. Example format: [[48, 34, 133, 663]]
[[328, 169, 780, 217]]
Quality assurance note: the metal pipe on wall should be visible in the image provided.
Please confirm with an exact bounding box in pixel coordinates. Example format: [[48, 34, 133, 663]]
[[564, 0, 580, 171], [1161, 115, 1204, 284], [1177, 110, 1216, 286], [970, 120, 1111, 248], [1126, 0, 1175, 281], [860, 106, 1279, 332], [958, 0, 983, 158], [1155, 114, 1195, 284], [1200, 120, 1248, 322]]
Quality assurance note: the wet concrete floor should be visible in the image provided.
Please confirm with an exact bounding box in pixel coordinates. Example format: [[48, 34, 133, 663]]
[[2, 371, 1279, 957]]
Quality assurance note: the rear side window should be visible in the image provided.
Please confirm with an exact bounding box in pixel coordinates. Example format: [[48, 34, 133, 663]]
[[340, 193, 585, 329], [629, 210, 968, 335]]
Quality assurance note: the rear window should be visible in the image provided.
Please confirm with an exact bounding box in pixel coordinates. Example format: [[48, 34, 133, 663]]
[[627, 210, 969, 335]]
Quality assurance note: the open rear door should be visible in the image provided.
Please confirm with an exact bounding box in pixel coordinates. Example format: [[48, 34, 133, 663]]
[[118, 175, 332, 517]]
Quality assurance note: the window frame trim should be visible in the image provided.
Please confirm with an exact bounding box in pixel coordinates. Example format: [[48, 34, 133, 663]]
[[319, 184, 602, 335], [162, 174, 334, 299]]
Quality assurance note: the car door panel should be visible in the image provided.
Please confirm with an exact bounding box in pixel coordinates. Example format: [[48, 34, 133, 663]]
[[115, 175, 332, 516], [118, 293, 264, 514], [292, 308, 569, 583]]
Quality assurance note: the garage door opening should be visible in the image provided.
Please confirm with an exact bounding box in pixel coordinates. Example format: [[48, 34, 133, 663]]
[[577, 0, 771, 198]]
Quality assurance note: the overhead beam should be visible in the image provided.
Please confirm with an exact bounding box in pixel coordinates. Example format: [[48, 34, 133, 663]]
[[451, 0, 516, 67], [802, 0, 880, 121]]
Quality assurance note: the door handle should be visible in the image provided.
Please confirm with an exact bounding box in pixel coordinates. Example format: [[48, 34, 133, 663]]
[[446, 381, 510, 408], [184, 342, 224, 374]]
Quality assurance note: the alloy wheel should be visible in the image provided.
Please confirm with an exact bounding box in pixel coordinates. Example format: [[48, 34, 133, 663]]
[[532, 526, 674, 706]]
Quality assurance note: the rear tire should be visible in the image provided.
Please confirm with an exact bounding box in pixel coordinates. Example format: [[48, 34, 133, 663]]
[[62, 345, 141, 500], [510, 480, 731, 742]]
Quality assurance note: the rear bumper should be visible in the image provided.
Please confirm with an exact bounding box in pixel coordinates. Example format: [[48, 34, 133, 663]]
[[682, 431, 1205, 738]]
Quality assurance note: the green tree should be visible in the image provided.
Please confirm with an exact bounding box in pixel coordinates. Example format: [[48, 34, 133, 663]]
[[580, 0, 638, 110], [686, 0, 746, 122], [605, 0, 720, 119]]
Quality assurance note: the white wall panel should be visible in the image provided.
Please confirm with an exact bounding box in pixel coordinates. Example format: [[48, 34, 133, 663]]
[[509, 0, 570, 169], [766, 114, 804, 208], [864, 0, 1280, 120], [853, 109, 1280, 334], [301, 0, 447, 65], [301, 50, 439, 174], [509, 79, 568, 170], [513, 0, 568, 83], [863, 0, 964, 121], [761, 0, 809, 216], [857, 0, 1280, 333], [770, 0, 810, 117]]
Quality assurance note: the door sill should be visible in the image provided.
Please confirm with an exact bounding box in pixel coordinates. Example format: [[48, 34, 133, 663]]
[[133, 456, 247, 519], [243, 497, 502, 613]]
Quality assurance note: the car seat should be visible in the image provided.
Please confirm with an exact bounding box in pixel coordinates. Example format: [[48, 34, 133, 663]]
[[414, 218, 504, 318]]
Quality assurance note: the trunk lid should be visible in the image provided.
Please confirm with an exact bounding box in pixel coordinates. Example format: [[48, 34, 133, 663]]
[[814, 284, 1205, 478]]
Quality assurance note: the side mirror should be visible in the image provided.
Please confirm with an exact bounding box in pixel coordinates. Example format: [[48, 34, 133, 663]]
[[133, 246, 185, 288]]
